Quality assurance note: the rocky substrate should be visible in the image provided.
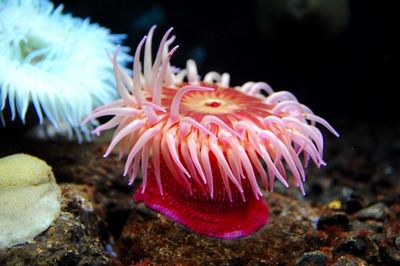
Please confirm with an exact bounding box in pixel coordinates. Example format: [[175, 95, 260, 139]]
[[0, 184, 109, 266], [0, 120, 399, 265]]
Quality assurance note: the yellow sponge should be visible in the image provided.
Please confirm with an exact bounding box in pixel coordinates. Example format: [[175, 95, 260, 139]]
[[0, 154, 61, 249]]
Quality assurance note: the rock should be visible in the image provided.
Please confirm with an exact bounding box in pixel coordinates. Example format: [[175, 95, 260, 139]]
[[0, 153, 61, 249], [296, 250, 328, 266], [381, 237, 400, 265], [341, 188, 365, 214], [317, 211, 350, 231], [334, 235, 366, 256], [396, 236, 400, 249], [0, 184, 109, 266], [333, 255, 368, 266], [333, 233, 379, 263], [355, 203, 387, 221], [381, 247, 400, 265], [117, 193, 317, 265], [351, 220, 384, 234]]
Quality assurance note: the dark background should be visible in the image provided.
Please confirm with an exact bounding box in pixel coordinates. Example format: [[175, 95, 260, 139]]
[[52, 0, 398, 126]]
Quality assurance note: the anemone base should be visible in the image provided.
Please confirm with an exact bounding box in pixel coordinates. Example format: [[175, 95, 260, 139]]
[[134, 157, 269, 239]]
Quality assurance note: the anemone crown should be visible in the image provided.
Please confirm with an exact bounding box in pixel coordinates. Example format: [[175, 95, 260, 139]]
[[0, 0, 131, 141]]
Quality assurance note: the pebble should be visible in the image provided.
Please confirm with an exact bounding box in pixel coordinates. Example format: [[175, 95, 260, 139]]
[[341, 188, 364, 214], [381, 238, 400, 265], [395, 237, 400, 249], [333, 255, 368, 266], [351, 220, 384, 234], [355, 203, 387, 220], [317, 212, 350, 231], [334, 235, 366, 256], [296, 250, 328, 266]]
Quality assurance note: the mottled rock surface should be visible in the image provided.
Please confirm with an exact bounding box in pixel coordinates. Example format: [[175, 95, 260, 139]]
[[117, 193, 317, 266]]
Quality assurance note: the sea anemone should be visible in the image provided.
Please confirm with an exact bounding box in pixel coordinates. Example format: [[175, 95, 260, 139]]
[[83, 26, 339, 239], [0, 0, 131, 141]]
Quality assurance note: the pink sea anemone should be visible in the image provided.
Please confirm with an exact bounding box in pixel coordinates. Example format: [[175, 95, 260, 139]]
[[83, 26, 339, 239]]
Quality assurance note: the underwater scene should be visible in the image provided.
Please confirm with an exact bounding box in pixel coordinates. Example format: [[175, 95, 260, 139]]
[[0, 0, 398, 265]]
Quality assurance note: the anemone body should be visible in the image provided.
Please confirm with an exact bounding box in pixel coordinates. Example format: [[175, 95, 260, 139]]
[[0, 0, 131, 141], [84, 26, 339, 238]]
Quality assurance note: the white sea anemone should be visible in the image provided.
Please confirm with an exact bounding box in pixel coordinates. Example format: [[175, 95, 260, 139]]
[[0, 0, 131, 141]]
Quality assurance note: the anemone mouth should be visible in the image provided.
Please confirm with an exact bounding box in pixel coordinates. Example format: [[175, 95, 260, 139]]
[[183, 92, 237, 115], [159, 82, 274, 125], [180, 84, 244, 115], [18, 35, 49, 65], [179, 83, 272, 116]]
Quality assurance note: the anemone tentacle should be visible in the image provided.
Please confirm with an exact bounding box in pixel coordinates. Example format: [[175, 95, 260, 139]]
[[83, 27, 337, 205], [0, 0, 132, 141]]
